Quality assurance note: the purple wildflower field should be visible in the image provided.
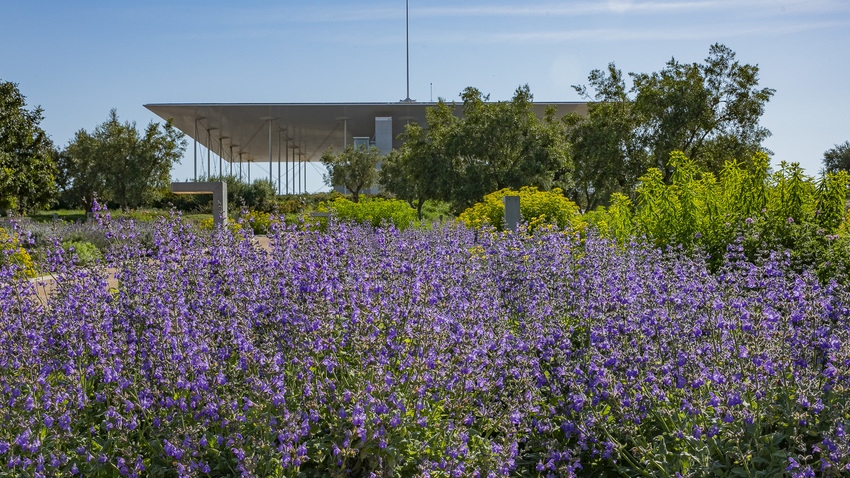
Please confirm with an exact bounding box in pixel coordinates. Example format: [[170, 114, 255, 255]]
[[1, 208, 849, 477]]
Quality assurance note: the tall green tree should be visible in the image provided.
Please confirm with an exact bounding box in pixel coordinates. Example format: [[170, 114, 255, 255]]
[[632, 43, 775, 177], [568, 44, 774, 210], [61, 109, 185, 211], [447, 85, 571, 211], [566, 65, 647, 211], [0, 80, 58, 213], [380, 113, 454, 219], [823, 140, 850, 174], [321, 144, 382, 203], [395, 85, 571, 213]]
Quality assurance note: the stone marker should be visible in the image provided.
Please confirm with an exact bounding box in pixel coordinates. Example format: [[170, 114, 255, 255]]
[[503, 195, 520, 233]]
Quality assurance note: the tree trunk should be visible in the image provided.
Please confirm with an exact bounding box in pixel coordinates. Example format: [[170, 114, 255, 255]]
[[417, 198, 425, 220], [83, 193, 94, 214]]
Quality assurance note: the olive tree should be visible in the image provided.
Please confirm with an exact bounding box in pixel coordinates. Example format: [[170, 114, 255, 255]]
[[0, 79, 58, 213], [61, 109, 185, 211], [321, 144, 382, 203]]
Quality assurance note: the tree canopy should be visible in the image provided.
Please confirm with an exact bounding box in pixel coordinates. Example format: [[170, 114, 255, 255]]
[[823, 141, 850, 174], [567, 43, 775, 211], [379, 120, 453, 219], [0, 79, 58, 213], [60, 109, 185, 211], [387, 85, 571, 213], [321, 144, 382, 203]]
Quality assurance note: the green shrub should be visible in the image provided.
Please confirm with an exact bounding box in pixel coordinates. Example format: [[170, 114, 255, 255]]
[[420, 199, 454, 222], [592, 151, 850, 274], [581, 193, 635, 243], [62, 240, 103, 266], [457, 186, 585, 232], [112, 208, 170, 222], [243, 179, 277, 213], [318, 197, 418, 230], [243, 210, 273, 234], [278, 191, 344, 214], [199, 209, 276, 235]]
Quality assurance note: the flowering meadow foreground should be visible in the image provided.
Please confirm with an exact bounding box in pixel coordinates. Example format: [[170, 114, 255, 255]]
[[1, 211, 850, 477]]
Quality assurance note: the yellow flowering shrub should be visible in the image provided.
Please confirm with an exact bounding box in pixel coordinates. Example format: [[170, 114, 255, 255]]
[[200, 210, 277, 235], [317, 197, 418, 230], [0, 227, 37, 278], [240, 210, 273, 234], [458, 187, 585, 233]]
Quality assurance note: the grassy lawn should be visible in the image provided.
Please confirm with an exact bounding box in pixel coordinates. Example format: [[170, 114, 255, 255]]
[[26, 209, 87, 222], [27, 209, 213, 225]]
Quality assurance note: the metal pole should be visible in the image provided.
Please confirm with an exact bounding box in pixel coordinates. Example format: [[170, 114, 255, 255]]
[[219, 138, 223, 179], [248, 161, 251, 184], [405, 0, 410, 101], [229, 145, 233, 177], [343, 119, 347, 148], [277, 131, 281, 195], [268, 120, 273, 187], [193, 119, 198, 180], [239, 153, 243, 182], [207, 128, 211, 179]]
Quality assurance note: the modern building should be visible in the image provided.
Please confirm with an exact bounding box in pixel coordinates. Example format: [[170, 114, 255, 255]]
[[145, 101, 587, 195]]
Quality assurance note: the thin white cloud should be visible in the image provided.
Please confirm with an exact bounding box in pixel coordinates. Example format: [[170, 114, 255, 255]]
[[414, 1, 720, 17], [411, 0, 848, 17], [148, 0, 850, 45], [192, 16, 848, 46], [414, 19, 850, 44], [132, 0, 850, 29]]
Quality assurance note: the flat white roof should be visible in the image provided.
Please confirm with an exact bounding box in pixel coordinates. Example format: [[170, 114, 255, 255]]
[[145, 102, 587, 164]]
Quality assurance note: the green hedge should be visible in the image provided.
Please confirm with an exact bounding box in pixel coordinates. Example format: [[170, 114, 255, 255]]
[[317, 197, 418, 230]]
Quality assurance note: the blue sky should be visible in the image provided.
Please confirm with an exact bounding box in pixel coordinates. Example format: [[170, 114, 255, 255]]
[[2, 0, 848, 193]]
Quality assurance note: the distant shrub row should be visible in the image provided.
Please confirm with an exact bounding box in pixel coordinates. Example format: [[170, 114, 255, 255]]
[[456, 152, 850, 279], [316, 197, 418, 230]]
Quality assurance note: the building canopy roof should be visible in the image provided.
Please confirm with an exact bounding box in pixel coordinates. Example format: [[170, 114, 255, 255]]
[[144, 102, 587, 164]]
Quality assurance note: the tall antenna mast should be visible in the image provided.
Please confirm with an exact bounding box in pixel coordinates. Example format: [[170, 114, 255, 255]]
[[404, 0, 412, 102]]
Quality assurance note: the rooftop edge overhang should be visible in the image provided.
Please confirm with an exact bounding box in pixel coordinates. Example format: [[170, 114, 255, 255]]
[[144, 102, 587, 165]]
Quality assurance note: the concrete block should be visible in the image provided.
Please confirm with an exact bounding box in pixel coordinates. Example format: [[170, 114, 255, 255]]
[[171, 181, 228, 226], [503, 195, 521, 233]]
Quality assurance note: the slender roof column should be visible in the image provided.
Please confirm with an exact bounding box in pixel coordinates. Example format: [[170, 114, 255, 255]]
[[277, 131, 282, 195], [193, 118, 198, 180], [269, 120, 273, 186], [219, 136, 227, 178], [206, 128, 211, 178]]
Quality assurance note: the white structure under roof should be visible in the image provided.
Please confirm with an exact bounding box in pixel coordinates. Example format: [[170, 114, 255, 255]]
[[144, 102, 588, 194]]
